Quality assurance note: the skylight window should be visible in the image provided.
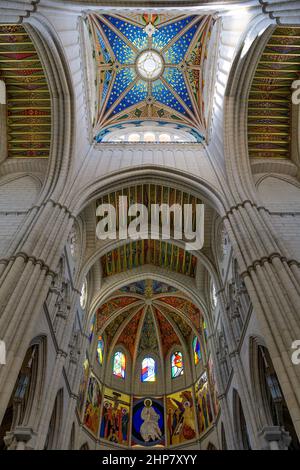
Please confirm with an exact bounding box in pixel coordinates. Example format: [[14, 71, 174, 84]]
[[136, 50, 164, 81]]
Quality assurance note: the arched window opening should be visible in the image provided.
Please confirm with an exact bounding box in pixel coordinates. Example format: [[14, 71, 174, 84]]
[[68, 423, 75, 450], [211, 282, 217, 309], [171, 351, 184, 378], [207, 442, 217, 450], [234, 391, 251, 450], [159, 133, 171, 142], [128, 133, 140, 142], [113, 351, 126, 379], [202, 319, 208, 345], [99, 124, 201, 143], [144, 131, 156, 142], [44, 389, 63, 450], [239, 398, 251, 450], [88, 314, 95, 344], [0, 343, 40, 450], [96, 336, 104, 365], [80, 278, 87, 310], [221, 422, 228, 450], [0, 406, 13, 450], [141, 357, 156, 382], [80, 442, 89, 450], [193, 337, 201, 365]]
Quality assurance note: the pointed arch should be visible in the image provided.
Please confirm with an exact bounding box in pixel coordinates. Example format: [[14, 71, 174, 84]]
[[171, 350, 184, 378], [141, 356, 156, 382], [113, 351, 126, 379], [233, 389, 251, 450], [44, 388, 64, 450], [0, 335, 46, 449], [192, 336, 201, 365]]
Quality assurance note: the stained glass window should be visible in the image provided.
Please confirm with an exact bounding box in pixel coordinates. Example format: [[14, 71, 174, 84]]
[[193, 337, 201, 365], [141, 357, 156, 382], [171, 351, 184, 378], [136, 50, 163, 80], [203, 320, 208, 342], [113, 351, 126, 378], [96, 336, 104, 365], [80, 279, 87, 309], [211, 283, 217, 308]]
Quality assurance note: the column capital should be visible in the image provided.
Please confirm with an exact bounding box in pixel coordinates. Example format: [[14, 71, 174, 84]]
[[259, 425, 292, 450]]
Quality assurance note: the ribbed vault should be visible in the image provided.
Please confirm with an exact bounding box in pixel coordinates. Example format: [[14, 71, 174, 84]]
[[83, 12, 216, 142], [96, 279, 206, 363]]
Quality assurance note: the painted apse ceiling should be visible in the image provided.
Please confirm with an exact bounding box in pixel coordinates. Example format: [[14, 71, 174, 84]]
[[83, 12, 215, 142], [95, 279, 206, 362]]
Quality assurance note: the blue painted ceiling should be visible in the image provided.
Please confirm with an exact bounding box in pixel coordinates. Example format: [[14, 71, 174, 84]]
[[86, 13, 214, 141]]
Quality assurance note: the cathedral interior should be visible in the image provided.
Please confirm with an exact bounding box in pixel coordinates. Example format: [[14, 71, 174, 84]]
[[0, 0, 300, 451]]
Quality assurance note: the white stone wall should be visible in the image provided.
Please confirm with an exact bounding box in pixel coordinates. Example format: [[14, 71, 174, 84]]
[[0, 175, 41, 256]]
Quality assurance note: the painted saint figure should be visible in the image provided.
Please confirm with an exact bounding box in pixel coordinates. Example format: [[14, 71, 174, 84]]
[[140, 398, 162, 442], [100, 392, 129, 445], [166, 390, 196, 445]]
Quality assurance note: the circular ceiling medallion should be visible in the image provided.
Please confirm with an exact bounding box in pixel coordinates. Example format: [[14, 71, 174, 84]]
[[136, 49, 164, 81]]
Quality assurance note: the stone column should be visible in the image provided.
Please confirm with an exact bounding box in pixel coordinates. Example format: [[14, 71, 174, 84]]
[[259, 426, 291, 450], [35, 350, 67, 449], [0, 79, 7, 162], [216, 288, 261, 448], [205, 324, 236, 449], [4, 426, 34, 451], [223, 202, 300, 439], [35, 285, 82, 449], [60, 332, 89, 449], [0, 201, 74, 426]]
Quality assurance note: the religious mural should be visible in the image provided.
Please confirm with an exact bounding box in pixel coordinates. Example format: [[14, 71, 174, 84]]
[[97, 296, 138, 331], [154, 308, 180, 357], [77, 357, 89, 415], [83, 373, 102, 435], [96, 335, 104, 365], [132, 397, 165, 447], [116, 309, 143, 358], [159, 296, 202, 330], [208, 356, 220, 416], [194, 371, 213, 435], [166, 389, 197, 446], [100, 388, 130, 445]]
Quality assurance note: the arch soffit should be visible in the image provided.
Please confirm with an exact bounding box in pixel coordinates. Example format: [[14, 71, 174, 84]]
[[67, 166, 227, 217], [223, 21, 276, 200]]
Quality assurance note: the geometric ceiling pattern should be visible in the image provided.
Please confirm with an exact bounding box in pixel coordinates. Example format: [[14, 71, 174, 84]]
[[248, 26, 300, 159], [97, 183, 200, 278], [85, 13, 214, 142], [96, 279, 206, 360], [101, 240, 197, 278], [0, 25, 51, 158], [96, 183, 202, 226]]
